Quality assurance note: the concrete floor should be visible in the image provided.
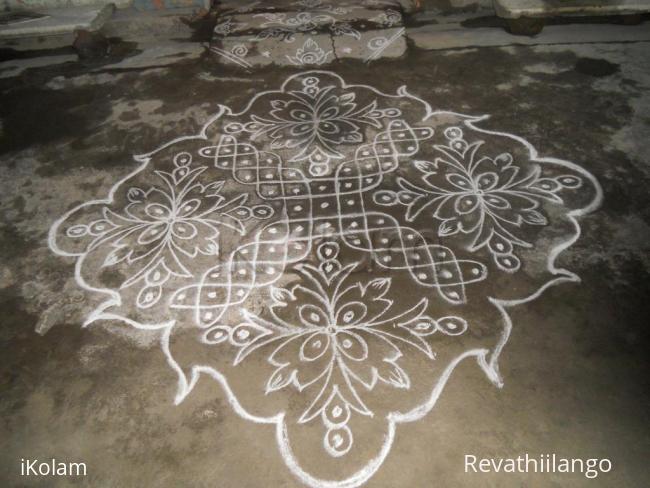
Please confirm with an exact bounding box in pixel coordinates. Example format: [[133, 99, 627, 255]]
[[0, 15, 649, 488]]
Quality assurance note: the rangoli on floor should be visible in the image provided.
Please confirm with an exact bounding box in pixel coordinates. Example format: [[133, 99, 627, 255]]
[[211, 0, 406, 68], [49, 71, 601, 487]]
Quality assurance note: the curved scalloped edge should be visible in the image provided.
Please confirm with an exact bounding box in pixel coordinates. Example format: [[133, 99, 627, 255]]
[[47, 70, 603, 488]]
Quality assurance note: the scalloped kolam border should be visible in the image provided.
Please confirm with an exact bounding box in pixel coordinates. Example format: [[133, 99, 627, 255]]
[[48, 71, 602, 488]]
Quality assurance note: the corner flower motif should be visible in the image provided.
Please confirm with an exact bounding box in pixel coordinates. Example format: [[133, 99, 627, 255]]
[[55, 150, 274, 310], [376, 126, 584, 271]]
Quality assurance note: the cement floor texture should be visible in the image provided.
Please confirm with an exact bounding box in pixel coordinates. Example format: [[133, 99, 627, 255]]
[[1, 13, 649, 488]]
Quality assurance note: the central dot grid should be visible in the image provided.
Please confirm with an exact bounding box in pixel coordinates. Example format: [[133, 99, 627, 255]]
[[174, 117, 488, 326], [47, 72, 602, 488]]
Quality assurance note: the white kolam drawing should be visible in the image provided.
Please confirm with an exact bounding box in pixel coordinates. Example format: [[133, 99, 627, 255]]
[[49, 71, 602, 488]]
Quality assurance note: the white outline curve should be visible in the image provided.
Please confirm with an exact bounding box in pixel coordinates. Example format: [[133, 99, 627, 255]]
[[47, 70, 602, 488]]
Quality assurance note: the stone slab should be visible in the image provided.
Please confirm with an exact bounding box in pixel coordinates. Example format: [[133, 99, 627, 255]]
[[212, 26, 406, 67], [334, 26, 406, 61], [214, 7, 400, 37], [101, 7, 196, 39], [494, 0, 650, 19], [93, 40, 203, 69], [4, 0, 131, 10], [212, 33, 333, 67], [215, 0, 413, 14], [211, 0, 407, 67], [132, 0, 206, 10], [0, 5, 114, 39], [408, 20, 650, 49]]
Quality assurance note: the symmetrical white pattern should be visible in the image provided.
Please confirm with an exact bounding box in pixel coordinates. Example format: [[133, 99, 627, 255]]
[[254, 12, 360, 42], [213, 240, 469, 458], [286, 38, 333, 66], [231, 75, 402, 173], [49, 71, 601, 488], [211, 0, 405, 68], [373, 126, 585, 272]]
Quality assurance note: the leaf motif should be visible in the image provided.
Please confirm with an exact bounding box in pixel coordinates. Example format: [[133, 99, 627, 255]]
[[488, 232, 514, 255], [495, 253, 520, 272], [230, 322, 271, 347], [494, 152, 513, 167], [436, 316, 468, 336], [127, 187, 146, 203], [382, 363, 410, 389], [271, 100, 287, 110], [136, 285, 162, 309], [521, 209, 548, 225], [102, 246, 130, 267], [270, 286, 294, 305], [203, 326, 230, 344], [365, 278, 391, 300], [204, 180, 225, 196], [343, 132, 363, 143], [88, 219, 114, 236], [401, 315, 437, 336], [339, 92, 355, 104], [265, 366, 294, 393], [404, 195, 433, 222], [200, 241, 220, 256], [414, 160, 437, 174], [438, 219, 460, 237]]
